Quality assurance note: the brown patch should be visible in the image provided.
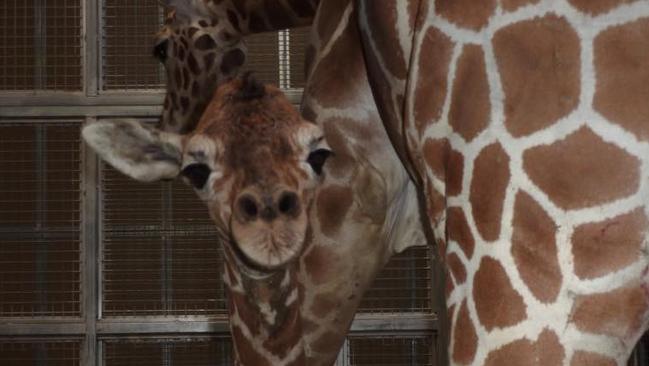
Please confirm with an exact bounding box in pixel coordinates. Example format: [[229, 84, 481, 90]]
[[180, 96, 190, 115], [220, 48, 246, 74], [536, 329, 565, 365], [173, 67, 182, 87], [182, 68, 190, 90], [473, 257, 527, 331], [226, 9, 240, 32], [194, 34, 216, 50], [262, 303, 303, 360], [198, 20, 208, 28], [188, 27, 199, 39], [414, 26, 454, 133], [447, 207, 475, 259], [452, 301, 478, 364], [523, 126, 640, 210], [191, 81, 200, 98], [572, 208, 647, 279], [309, 14, 366, 109], [493, 14, 580, 137], [187, 52, 200, 75], [570, 285, 648, 338], [569, 0, 636, 15], [594, 17, 649, 141], [315, 0, 349, 46], [230, 291, 261, 336], [570, 351, 617, 366], [436, 0, 496, 30], [408, 0, 422, 29], [502, 0, 541, 11], [447, 252, 467, 284], [204, 53, 215, 71], [511, 191, 562, 303], [470, 143, 510, 241], [311, 293, 338, 318], [232, 326, 271, 366], [422, 138, 464, 196], [177, 46, 186, 61], [301, 317, 319, 334], [484, 328, 564, 366], [361, 0, 407, 79], [316, 185, 353, 238], [449, 45, 490, 142], [303, 245, 338, 285]]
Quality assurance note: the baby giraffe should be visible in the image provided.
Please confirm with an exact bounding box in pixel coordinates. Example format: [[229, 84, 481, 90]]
[[83, 74, 332, 365]]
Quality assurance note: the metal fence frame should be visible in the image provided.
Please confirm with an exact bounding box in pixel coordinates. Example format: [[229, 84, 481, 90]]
[[0, 1, 436, 365]]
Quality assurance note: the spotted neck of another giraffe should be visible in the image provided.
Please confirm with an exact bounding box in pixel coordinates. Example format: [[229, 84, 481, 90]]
[[159, 0, 319, 134], [223, 246, 305, 366]]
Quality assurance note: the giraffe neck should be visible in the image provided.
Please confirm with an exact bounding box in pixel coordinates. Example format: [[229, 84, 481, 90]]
[[158, 0, 319, 133], [223, 248, 306, 366]]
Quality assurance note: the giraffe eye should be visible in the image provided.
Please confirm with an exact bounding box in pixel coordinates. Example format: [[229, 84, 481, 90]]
[[306, 148, 333, 175], [181, 163, 211, 189], [153, 40, 169, 63]]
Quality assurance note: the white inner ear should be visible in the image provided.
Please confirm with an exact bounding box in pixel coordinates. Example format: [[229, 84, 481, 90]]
[[82, 119, 183, 182]]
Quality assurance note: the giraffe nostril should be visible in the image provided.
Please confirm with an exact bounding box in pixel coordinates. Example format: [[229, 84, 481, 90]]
[[278, 191, 299, 216], [237, 195, 258, 221]]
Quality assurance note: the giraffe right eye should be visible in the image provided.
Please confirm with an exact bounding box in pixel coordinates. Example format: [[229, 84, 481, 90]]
[[153, 40, 169, 63]]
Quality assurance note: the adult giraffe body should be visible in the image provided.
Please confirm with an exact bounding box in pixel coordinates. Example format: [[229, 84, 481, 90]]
[[357, 1, 649, 365], [83, 0, 649, 365]]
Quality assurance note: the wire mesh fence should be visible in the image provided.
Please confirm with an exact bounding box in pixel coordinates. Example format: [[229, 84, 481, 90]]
[[0, 121, 81, 317], [103, 337, 233, 366], [348, 335, 435, 366], [101, 0, 165, 90], [0, 339, 81, 366], [0, 0, 82, 91], [101, 159, 226, 317]]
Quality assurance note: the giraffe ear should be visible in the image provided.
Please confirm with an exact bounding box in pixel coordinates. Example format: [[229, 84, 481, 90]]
[[82, 119, 184, 182]]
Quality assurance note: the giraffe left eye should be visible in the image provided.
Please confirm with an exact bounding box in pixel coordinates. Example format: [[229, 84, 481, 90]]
[[181, 163, 211, 189], [153, 40, 169, 63], [306, 148, 333, 175]]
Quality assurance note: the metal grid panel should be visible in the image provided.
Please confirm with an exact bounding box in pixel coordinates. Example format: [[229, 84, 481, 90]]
[[101, 162, 226, 316], [101, 0, 165, 90], [288, 27, 309, 89], [0, 339, 81, 366], [103, 337, 232, 366], [359, 246, 432, 314], [349, 336, 435, 366], [0, 121, 81, 317], [243, 32, 280, 86], [0, 0, 82, 91]]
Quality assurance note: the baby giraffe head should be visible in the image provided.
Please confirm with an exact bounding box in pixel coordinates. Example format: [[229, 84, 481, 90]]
[[83, 75, 332, 273]]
